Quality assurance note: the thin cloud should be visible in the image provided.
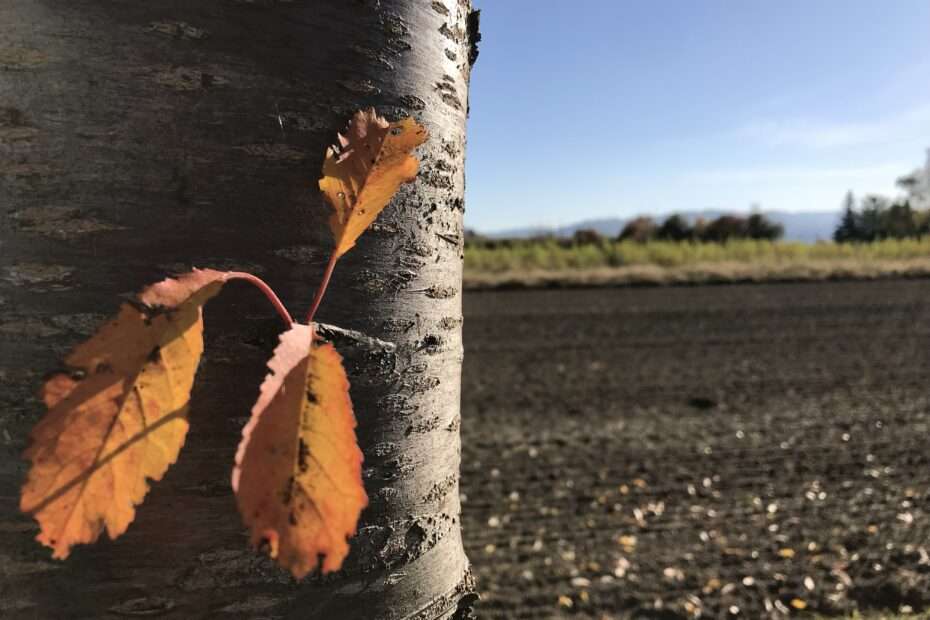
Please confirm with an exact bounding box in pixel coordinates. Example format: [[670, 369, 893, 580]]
[[736, 105, 930, 149], [682, 162, 910, 186]]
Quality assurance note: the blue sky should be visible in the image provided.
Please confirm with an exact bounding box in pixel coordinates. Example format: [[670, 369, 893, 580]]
[[465, 1, 930, 232]]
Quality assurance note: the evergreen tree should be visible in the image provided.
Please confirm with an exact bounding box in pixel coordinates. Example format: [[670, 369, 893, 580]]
[[834, 191, 860, 242], [859, 195, 890, 241]]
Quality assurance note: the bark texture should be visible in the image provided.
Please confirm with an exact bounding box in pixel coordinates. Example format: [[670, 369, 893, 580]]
[[0, 1, 477, 618]]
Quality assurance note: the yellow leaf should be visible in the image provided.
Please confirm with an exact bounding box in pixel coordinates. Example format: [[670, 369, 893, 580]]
[[20, 269, 227, 559], [790, 598, 807, 610], [319, 108, 427, 258], [232, 324, 367, 578]]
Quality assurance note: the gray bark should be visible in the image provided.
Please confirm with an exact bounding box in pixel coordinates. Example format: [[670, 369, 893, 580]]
[[0, 1, 477, 618]]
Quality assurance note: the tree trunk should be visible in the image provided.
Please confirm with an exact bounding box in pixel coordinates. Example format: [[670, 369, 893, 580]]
[[0, 1, 478, 618]]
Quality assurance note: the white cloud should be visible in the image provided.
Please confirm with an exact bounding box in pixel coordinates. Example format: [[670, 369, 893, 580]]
[[682, 162, 910, 186], [736, 105, 930, 149], [676, 162, 914, 212]]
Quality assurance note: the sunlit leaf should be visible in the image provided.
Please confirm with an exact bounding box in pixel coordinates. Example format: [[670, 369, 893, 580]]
[[320, 108, 427, 258], [20, 269, 227, 558], [232, 324, 367, 578]]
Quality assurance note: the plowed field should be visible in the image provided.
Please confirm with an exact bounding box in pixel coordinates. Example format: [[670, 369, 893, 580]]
[[460, 280, 930, 619]]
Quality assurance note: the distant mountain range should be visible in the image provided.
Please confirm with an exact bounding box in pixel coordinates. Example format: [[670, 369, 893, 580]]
[[483, 210, 841, 243]]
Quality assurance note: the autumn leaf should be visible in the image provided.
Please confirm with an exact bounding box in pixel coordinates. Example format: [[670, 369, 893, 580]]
[[319, 108, 427, 258], [232, 323, 367, 578], [20, 269, 227, 559]]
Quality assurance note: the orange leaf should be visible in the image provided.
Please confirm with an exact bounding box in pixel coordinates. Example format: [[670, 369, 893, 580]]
[[232, 324, 367, 578], [320, 108, 427, 258], [20, 269, 227, 559]]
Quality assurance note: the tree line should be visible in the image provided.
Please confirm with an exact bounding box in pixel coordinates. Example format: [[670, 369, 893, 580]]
[[465, 213, 785, 249], [617, 213, 783, 243], [833, 191, 930, 242]]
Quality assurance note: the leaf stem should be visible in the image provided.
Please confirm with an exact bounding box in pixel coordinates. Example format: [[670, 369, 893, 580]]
[[226, 272, 294, 327], [306, 251, 339, 324]]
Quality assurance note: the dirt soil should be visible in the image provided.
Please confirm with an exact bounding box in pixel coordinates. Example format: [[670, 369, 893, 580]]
[[459, 280, 930, 619]]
